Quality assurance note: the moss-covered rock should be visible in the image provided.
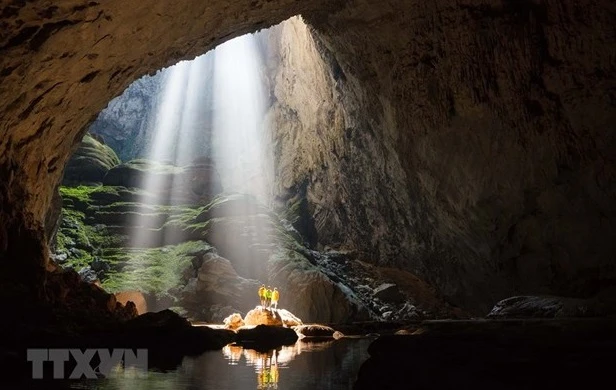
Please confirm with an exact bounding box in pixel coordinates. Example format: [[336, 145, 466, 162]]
[[62, 134, 121, 185], [103, 159, 223, 205]]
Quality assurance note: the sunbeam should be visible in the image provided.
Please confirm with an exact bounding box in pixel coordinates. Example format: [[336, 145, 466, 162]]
[[212, 34, 269, 202]]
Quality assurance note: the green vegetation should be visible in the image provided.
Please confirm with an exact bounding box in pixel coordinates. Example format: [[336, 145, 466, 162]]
[[79, 133, 121, 168], [55, 181, 311, 311], [101, 241, 211, 297]]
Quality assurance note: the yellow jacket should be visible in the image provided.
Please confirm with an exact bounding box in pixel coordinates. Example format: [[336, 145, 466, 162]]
[[258, 286, 266, 298], [272, 289, 280, 302]]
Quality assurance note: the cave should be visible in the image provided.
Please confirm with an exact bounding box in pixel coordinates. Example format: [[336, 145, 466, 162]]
[[1, 1, 615, 388]]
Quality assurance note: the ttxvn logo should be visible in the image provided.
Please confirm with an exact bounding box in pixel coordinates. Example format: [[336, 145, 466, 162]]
[[27, 348, 148, 379]]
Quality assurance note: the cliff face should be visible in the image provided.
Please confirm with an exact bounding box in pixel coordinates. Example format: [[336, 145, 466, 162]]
[[88, 76, 160, 162], [0, 0, 614, 313], [264, 18, 417, 280], [305, 2, 616, 311], [265, 9, 616, 311]]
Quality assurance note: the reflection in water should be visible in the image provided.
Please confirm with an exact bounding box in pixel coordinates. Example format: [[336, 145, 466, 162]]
[[69, 338, 372, 390]]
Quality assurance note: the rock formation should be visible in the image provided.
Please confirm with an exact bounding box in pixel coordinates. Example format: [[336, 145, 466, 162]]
[[62, 133, 120, 185], [293, 324, 339, 338], [89, 76, 162, 161], [223, 313, 245, 330], [0, 1, 614, 318], [244, 307, 284, 327]]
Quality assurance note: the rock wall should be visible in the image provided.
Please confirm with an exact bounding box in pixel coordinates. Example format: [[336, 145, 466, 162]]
[[301, 2, 616, 311], [0, 0, 614, 313], [88, 76, 160, 162], [262, 11, 616, 311], [265, 18, 416, 267]]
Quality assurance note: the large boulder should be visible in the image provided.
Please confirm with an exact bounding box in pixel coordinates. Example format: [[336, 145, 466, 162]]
[[236, 324, 298, 348], [268, 250, 366, 323], [223, 313, 245, 330], [278, 309, 303, 327], [115, 290, 148, 315], [293, 324, 342, 338], [244, 307, 284, 326], [179, 253, 259, 320], [63, 134, 121, 185], [373, 283, 405, 303]]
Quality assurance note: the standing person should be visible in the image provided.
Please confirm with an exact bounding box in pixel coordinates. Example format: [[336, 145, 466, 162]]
[[265, 286, 272, 308], [271, 287, 280, 310], [258, 284, 266, 307]]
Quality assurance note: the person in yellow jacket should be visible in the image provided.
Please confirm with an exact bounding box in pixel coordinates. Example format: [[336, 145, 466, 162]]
[[265, 286, 273, 308], [271, 287, 280, 310], [258, 284, 266, 307]]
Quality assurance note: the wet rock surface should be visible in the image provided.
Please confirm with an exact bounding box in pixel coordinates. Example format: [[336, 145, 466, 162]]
[[236, 324, 298, 350], [488, 293, 616, 319], [354, 319, 616, 389], [293, 324, 339, 338]]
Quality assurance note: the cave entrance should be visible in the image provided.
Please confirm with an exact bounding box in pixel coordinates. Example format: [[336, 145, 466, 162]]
[[55, 17, 308, 320]]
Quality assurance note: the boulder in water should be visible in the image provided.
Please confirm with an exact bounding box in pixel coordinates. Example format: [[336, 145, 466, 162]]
[[224, 313, 245, 330], [277, 308, 303, 327], [236, 324, 298, 348], [244, 306, 284, 326], [293, 324, 342, 338]]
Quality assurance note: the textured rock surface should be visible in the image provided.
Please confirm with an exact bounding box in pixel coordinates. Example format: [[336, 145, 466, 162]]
[[267, 6, 616, 312], [0, 1, 614, 315], [244, 307, 284, 326], [89, 76, 161, 161], [293, 324, 338, 338], [373, 283, 405, 303], [223, 312, 245, 330], [181, 252, 260, 318], [278, 308, 303, 327], [487, 294, 616, 319], [62, 133, 120, 185]]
